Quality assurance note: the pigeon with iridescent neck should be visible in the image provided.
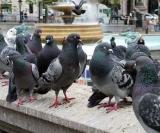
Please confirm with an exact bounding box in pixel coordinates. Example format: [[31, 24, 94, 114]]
[[89, 42, 134, 112], [126, 55, 160, 133], [7, 51, 39, 106]]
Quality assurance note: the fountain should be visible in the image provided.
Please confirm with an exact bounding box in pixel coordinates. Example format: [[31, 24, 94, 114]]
[[35, 0, 103, 43]]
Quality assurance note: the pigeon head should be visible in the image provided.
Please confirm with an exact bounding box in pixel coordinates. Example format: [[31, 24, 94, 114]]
[[125, 56, 157, 81], [45, 35, 54, 45], [34, 29, 42, 38], [94, 42, 113, 55], [7, 28, 17, 37], [15, 34, 28, 54], [65, 33, 81, 46]]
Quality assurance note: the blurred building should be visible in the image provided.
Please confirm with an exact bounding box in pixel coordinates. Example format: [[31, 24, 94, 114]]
[[120, 0, 159, 15], [0, 0, 39, 22]]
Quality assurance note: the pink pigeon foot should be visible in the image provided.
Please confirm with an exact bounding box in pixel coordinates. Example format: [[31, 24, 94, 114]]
[[98, 102, 114, 109], [49, 100, 61, 108], [29, 96, 37, 103], [106, 104, 119, 113], [17, 98, 25, 106]]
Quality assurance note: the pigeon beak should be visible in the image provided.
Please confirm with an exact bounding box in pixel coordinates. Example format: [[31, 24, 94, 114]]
[[79, 39, 83, 45]]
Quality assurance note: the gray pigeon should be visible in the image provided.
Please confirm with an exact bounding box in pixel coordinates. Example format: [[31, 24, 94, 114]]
[[27, 29, 42, 56], [0, 33, 9, 78], [6, 34, 37, 103], [7, 51, 39, 106], [37, 35, 61, 77], [0, 46, 17, 75], [126, 55, 160, 133], [38, 33, 81, 108], [125, 44, 151, 60], [89, 42, 134, 112], [35, 35, 61, 95]]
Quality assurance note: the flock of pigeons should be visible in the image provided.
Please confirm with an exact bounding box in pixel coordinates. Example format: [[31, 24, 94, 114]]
[[88, 39, 160, 133], [0, 25, 160, 133]]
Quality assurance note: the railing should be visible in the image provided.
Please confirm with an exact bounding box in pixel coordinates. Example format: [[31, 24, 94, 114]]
[[0, 14, 38, 23]]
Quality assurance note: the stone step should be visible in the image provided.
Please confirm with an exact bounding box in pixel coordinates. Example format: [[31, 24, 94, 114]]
[[0, 83, 145, 133]]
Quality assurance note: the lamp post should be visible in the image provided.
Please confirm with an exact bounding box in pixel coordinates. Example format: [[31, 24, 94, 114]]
[[18, 0, 22, 23]]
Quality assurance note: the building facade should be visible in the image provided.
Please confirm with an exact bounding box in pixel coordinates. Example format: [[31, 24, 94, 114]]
[[0, 0, 39, 21], [120, 0, 159, 15]]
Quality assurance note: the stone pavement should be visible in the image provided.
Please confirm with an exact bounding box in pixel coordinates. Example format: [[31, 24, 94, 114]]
[[0, 80, 145, 133]]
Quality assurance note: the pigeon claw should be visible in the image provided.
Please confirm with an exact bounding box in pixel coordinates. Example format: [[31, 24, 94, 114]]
[[63, 97, 75, 104], [98, 102, 114, 109], [17, 98, 25, 107], [49, 100, 61, 108], [106, 104, 119, 113], [29, 96, 37, 103]]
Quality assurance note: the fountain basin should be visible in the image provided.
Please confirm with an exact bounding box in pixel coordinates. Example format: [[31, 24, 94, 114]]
[[35, 23, 103, 44]]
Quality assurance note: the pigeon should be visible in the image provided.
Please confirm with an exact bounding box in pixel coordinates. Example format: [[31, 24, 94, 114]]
[[5, 34, 37, 103], [38, 33, 81, 108], [126, 55, 160, 133], [27, 29, 42, 56], [7, 52, 39, 106], [77, 43, 87, 78], [125, 44, 151, 60], [0, 33, 8, 78], [89, 42, 134, 112], [37, 35, 61, 77], [87, 43, 127, 108], [72, 0, 86, 15], [35, 35, 61, 95]]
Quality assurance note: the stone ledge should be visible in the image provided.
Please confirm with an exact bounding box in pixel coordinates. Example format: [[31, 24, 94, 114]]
[[0, 83, 145, 133]]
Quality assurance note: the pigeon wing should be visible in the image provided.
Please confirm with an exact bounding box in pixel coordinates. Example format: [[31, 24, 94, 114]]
[[139, 93, 160, 132], [46, 58, 62, 81], [38, 58, 62, 86]]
